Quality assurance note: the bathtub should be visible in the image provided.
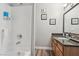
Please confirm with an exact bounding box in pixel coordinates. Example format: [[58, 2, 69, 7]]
[[0, 49, 31, 56], [0, 49, 15, 56], [24, 50, 31, 56], [16, 49, 31, 56]]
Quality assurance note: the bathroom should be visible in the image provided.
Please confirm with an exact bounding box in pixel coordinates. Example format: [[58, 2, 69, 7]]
[[0, 3, 79, 56]]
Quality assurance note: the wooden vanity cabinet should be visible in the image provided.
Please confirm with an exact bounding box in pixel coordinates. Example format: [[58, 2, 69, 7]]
[[52, 39, 63, 56], [51, 37, 79, 56]]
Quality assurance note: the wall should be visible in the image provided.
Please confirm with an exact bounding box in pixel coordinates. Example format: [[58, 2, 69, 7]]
[[64, 4, 79, 34], [35, 3, 64, 47], [0, 3, 13, 55]]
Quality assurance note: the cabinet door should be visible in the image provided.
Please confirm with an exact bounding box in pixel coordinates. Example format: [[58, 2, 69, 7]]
[[55, 46, 63, 56], [52, 42, 56, 55], [52, 39, 57, 55], [57, 42, 63, 53], [64, 46, 79, 56]]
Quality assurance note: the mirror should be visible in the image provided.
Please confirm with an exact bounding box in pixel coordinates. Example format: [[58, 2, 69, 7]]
[[63, 3, 79, 34]]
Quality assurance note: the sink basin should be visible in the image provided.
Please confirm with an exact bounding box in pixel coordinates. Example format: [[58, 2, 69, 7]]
[[57, 37, 69, 40]]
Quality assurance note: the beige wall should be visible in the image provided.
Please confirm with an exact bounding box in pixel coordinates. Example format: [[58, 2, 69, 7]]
[[35, 3, 64, 47]]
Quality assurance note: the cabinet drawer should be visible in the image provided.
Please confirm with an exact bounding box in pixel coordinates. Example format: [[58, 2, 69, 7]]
[[53, 39, 63, 52]]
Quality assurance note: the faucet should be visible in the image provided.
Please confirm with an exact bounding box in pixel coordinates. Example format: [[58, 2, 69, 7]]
[[66, 32, 72, 39], [68, 32, 71, 37], [63, 33, 65, 37], [63, 32, 72, 39], [63, 32, 67, 38]]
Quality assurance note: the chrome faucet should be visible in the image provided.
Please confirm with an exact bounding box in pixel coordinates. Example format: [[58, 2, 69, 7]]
[[63, 32, 72, 39]]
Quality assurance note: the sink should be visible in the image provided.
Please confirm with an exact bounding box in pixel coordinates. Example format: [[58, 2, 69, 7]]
[[57, 37, 69, 40], [70, 38, 79, 43]]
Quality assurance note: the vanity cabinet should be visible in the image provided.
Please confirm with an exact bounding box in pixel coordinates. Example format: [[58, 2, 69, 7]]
[[52, 39, 63, 56], [51, 37, 79, 56]]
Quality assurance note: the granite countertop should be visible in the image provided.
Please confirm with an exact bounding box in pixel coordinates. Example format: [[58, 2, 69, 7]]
[[52, 37, 79, 47]]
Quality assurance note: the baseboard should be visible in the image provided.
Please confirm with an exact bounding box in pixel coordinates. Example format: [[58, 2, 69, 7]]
[[35, 46, 52, 50]]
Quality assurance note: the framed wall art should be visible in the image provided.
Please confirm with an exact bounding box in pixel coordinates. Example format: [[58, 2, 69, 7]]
[[41, 14, 47, 20], [49, 18, 56, 25], [71, 18, 79, 25]]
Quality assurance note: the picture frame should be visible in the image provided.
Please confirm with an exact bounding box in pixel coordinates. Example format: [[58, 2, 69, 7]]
[[41, 14, 47, 20], [71, 18, 79, 25], [49, 18, 56, 25]]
